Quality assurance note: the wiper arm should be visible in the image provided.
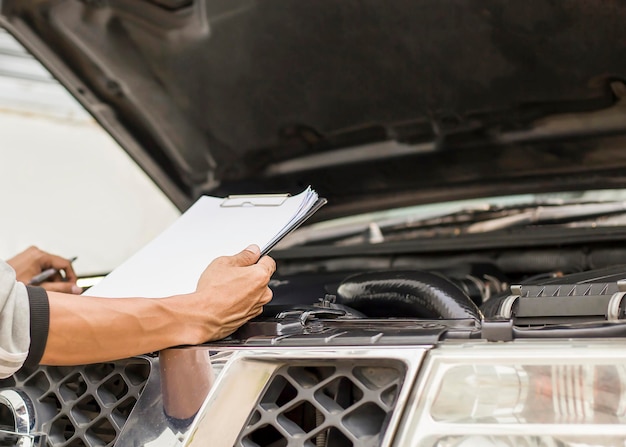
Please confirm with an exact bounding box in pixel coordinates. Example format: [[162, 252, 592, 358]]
[[465, 201, 626, 233]]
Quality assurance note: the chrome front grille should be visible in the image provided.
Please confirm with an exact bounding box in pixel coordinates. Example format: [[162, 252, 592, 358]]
[[0, 357, 151, 447], [237, 360, 406, 447]]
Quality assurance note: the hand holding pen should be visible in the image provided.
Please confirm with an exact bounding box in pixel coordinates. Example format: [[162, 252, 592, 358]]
[[29, 256, 78, 285], [6, 246, 82, 294]]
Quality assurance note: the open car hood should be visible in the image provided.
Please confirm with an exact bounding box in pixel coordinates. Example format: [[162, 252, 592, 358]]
[[3, 0, 626, 219]]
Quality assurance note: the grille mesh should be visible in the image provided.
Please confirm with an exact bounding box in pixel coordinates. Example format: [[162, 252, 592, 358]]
[[0, 358, 151, 447], [237, 360, 405, 447]]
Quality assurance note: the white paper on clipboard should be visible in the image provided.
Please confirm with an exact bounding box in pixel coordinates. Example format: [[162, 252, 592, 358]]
[[86, 186, 326, 298]]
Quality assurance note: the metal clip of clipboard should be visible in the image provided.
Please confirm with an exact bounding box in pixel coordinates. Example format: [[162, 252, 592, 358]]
[[220, 193, 290, 208]]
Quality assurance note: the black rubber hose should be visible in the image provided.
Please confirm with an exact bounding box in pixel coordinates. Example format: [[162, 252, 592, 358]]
[[336, 270, 482, 321], [479, 292, 509, 318]]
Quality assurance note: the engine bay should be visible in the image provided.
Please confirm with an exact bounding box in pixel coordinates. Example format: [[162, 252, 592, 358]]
[[236, 242, 626, 342]]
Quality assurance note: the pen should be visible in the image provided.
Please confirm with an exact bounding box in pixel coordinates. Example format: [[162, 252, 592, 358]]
[[28, 256, 78, 286]]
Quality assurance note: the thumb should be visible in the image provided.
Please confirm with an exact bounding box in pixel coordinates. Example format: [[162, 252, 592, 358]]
[[231, 244, 261, 266]]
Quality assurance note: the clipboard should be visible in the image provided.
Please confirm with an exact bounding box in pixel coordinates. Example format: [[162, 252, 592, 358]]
[[220, 192, 327, 256], [85, 187, 326, 298], [220, 193, 290, 208]]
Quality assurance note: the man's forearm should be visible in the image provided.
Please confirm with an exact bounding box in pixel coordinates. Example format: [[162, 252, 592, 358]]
[[42, 292, 203, 365], [38, 246, 274, 366]]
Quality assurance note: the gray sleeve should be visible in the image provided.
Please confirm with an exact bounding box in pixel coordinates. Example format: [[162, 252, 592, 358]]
[[0, 260, 30, 378], [0, 261, 50, 378]]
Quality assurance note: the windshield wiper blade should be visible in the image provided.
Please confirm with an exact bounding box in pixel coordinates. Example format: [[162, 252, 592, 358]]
[[277, 203, 508, 247]]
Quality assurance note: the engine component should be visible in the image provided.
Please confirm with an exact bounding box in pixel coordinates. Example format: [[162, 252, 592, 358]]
[[482, 265, 626, 325], [335, 270, 482, 321]]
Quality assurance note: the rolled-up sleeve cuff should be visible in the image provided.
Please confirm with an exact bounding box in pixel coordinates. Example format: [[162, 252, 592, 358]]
[[24, 286, 49, 368]]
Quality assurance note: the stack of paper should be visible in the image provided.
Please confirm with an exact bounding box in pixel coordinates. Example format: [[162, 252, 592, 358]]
[[86, 187, 326, 298]]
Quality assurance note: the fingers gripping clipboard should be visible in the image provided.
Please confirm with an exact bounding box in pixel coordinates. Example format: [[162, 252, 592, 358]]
[[86, 187, 326, 298]]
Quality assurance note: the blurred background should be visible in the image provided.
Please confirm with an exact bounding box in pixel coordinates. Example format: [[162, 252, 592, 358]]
[[0, 28, 180, 278]]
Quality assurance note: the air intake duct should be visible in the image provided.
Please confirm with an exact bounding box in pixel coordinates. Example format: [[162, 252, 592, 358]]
[[336, 270, 482, 321]]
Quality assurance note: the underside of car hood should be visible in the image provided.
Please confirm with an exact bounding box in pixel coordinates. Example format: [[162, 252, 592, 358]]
[[3, 0, 626, 217]]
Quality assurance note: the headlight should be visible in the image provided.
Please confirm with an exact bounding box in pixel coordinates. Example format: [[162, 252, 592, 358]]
[[394, 342, 626, 447]]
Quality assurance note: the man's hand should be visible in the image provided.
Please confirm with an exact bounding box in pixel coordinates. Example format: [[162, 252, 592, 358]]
[[187, 244, 276, 342], [6, 246, 81, 294], [41, 244, 276, 365]]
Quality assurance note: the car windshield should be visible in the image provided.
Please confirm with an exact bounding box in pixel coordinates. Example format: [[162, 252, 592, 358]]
[[279, 189, 626, 248]]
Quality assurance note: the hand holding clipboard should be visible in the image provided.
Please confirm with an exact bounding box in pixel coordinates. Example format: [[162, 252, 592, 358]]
[[86, 187, 326, 298]]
